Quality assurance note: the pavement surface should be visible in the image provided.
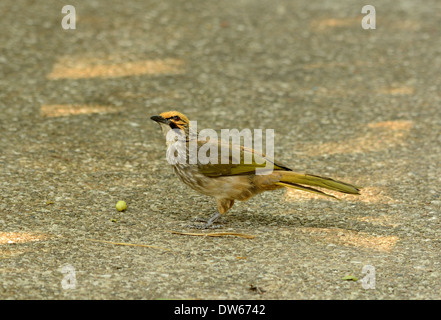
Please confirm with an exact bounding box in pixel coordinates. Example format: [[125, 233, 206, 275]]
[[1, 0, 440, 299]]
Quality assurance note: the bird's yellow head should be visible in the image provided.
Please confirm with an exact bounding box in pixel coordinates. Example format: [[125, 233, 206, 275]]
[[151, 111, 190, 137]]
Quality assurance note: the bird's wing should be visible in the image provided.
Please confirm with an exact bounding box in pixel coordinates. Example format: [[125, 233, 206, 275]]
[[195, 140, 291, 177]]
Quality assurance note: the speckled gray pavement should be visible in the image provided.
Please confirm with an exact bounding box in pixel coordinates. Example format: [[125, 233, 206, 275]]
[[1, 0, 440, 299]]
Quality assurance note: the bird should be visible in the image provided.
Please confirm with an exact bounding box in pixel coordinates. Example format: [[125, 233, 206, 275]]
[[151, 111, 361, 228]]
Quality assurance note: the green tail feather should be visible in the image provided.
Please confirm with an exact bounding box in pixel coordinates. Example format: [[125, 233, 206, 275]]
[[275, 182, 339, 199], [279, 172, 361, 197]]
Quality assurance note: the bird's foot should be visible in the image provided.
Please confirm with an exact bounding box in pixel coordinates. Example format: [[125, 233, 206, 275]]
[[187, 212, 223, 229], [191, 217, 211, 223], [188, 223, 224, 230]]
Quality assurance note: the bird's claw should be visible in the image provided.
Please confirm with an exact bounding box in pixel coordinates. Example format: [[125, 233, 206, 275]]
[[188, 212, 223, 229], [191, 217, 210, 223], [186, 223, 224, 229]]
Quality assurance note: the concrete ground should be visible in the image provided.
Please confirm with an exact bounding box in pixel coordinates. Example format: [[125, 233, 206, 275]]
[[0, 0, 440, 299]]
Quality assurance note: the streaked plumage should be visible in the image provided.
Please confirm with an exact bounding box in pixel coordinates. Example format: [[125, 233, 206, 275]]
[[151, 111, 361, 228]]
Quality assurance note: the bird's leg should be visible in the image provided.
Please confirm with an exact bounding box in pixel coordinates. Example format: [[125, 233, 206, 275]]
[[202, 211, 221, 228], [188, 211, 223, 229], [188, 200, 232, 229]]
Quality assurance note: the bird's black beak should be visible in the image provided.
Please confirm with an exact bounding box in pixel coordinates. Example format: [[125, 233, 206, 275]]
[[150, 115, 169, 124]]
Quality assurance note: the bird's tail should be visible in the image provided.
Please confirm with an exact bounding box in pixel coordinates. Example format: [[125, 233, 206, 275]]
[[276, 172, 361, 199]]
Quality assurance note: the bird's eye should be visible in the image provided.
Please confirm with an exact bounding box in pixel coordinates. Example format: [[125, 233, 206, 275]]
[[172, 116, 180, 121]]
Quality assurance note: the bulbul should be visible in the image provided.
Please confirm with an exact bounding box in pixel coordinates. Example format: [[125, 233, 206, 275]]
[[151, 111, 361, 228]]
